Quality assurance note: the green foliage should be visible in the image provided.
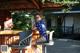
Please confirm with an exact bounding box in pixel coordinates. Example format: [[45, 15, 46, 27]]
[[12, 11, 33, 31]]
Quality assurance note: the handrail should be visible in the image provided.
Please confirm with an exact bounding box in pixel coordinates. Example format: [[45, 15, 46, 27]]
[[19, 33, 32, 46]]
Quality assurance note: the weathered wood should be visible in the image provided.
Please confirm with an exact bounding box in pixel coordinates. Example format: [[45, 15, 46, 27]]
[[0, 0, 37, 10], [0, 30, 21, 45], [0, 30, 22, 35], [0, 0, 63, 10]]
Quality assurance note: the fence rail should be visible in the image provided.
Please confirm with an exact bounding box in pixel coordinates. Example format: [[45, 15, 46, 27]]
[[51, 26, 80, 34]]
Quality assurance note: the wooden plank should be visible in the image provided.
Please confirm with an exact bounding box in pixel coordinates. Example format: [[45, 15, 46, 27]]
[[0, 35, 19, 45], [31, 0, 40, 9], [0, 30, 22, 35], [0, 0, 37, 10]]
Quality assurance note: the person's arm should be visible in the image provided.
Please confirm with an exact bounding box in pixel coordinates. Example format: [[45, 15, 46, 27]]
[[32, 26, 37, 31]]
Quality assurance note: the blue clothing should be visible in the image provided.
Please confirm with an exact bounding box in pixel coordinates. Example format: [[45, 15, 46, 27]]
[[36, 20, 48, 40]]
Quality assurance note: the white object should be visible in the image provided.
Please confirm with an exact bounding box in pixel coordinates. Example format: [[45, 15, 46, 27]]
[[1, 45, 8, 52], [45, 31, 54, 45]]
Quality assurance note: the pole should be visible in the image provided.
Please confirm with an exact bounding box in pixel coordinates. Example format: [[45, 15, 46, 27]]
[[20, 49, 22, 53], [44, 45, 47, 53]]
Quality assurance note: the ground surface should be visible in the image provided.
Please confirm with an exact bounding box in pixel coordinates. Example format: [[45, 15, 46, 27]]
[[47, 38, 80, 53]]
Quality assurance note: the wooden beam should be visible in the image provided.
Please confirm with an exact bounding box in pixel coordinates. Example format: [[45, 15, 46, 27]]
[[42, 2, 63, 8], [0, 1, 37, 10], [0, 0, 63, 10], [31, 0, 40, 9]]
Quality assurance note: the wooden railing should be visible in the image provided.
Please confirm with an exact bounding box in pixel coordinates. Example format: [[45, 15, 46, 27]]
[[0, 30, 22, 45]]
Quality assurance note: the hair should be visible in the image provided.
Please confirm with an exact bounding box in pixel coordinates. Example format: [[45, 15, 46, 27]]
[[34, 12, 42, 17]]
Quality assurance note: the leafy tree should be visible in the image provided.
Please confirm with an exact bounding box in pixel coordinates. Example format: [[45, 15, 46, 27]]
[[12, 11, 33, 31]]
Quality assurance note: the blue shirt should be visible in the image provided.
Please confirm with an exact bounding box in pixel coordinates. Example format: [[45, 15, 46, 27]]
[[36, 19, 48, 40]]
